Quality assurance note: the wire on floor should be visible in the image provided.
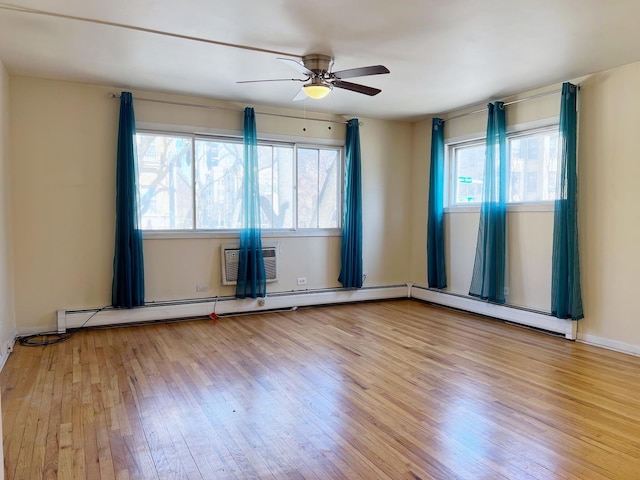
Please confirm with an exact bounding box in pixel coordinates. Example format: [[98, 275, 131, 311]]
[[18, 306, 108, 347], [209, 297, 219, 320]]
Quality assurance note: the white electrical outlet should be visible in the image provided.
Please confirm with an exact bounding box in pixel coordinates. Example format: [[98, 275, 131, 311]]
[[297, 277, 307, 285], [196, 284, 209, 292], [504, 287, 510, 296]]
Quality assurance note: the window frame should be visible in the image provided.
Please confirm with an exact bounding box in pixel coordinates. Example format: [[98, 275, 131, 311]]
[[444, 121, 559, 213], [294, 144, 343, 231], [445, 137, 486, 208], [505, 125, 559, 207], [135, 126, 344, 238]]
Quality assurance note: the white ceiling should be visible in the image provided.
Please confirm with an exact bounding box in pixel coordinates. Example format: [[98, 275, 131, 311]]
[[1, 0, 639, 120]]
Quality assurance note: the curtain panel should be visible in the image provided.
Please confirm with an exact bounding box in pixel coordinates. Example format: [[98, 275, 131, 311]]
[[427, 118, 447, 288], [236, 107, 266, 299], [112, 92, 145, 308], [551, 83, 584, 320], [469, 102, 507, 303], [338, 119, 363, 288]]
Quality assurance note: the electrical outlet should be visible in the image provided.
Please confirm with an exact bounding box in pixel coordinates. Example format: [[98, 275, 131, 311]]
[[196, 284, 209, 292], [504, 287, 510, 296], [297, 277, 307, 285]]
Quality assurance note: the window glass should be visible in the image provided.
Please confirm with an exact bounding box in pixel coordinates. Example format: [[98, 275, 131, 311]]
[[135, 132, 341, 232], [258, 145, 294, 229], [298, 147, 340, 228], [195, 139, 243, 229], [452, 143, 485, 204], [136, 133, 193, 229], [508, 130, 559, 202], [447, 126, 559, 207], [318, 149, 340, 228]]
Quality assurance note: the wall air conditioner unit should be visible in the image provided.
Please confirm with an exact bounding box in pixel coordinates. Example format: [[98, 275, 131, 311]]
[[221, 243, 279, 286]]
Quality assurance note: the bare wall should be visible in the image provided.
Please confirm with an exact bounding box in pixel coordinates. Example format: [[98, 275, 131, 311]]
[[408, 117, 431, 284], [412, 65, 640, 352], [577, 63, 640, 349], [410, 85, 560, 310], [0, 60, 15, 352]]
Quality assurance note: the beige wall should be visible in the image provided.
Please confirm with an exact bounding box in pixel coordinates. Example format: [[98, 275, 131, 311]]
[[409, 117, 431, 284], [10, 78, 118, 332], [577, 63, 640, 347], [0, 59, 9, 480], [359, 118, 412, 285], [0, 60, 15, 353], [9, 61, 640, 350], [411, 63, 640, 350], [411, 86, 560, 311], [9, 77, 413, 332]]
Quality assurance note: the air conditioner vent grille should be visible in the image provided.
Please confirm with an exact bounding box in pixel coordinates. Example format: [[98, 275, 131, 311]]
[[221, 244, 279, 285]]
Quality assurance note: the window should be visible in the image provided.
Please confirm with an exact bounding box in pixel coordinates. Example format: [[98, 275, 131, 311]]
[[136, 133, 193, 230], [450, 142, 486, 204], [135, 131, 342, 232], [297, 147, 340, 228], [508, 130, 559, 203], [447, 126, 559, 207]]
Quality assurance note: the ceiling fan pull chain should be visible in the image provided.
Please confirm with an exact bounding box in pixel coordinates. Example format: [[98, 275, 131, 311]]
[[303, 101, 307, 132]]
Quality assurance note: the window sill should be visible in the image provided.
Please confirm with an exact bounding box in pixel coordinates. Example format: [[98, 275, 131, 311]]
[[142, 229, 342, 240], [444, 202, 554, 214]]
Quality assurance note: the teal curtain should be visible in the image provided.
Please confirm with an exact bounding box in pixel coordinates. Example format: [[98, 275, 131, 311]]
[[469, 102, 507, 303], [338, 119, 363, 288], [112, 92, 145, 308], [236, 107, 266, 299], [551, 83, 584, 319], [427, 118, 447, 288]]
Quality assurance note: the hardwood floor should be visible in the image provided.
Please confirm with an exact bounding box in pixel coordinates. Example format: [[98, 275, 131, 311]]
[[2, 300, 640, 479]]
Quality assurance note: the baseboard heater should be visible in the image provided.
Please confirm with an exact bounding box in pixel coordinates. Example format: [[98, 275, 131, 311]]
[[56, 285, 409, 333], [408, 284, 577, 340], [54, 283, 576, 341]]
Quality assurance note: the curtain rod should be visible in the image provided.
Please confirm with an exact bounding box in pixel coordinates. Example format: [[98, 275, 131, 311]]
[[444, 87, 571, 122], [108, 93, 349, 126]]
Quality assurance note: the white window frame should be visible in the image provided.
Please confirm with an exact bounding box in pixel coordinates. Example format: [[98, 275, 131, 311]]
[[444, 120, 559, 213], [294, 144, 343, 232], [135, 126, 344, 238], [445, 137, 485, 209]]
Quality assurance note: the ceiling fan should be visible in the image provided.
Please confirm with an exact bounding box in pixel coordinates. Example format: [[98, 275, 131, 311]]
[[238, 54, 390, 100]]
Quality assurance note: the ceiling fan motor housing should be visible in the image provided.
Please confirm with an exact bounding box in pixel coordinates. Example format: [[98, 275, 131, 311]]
[[302, 54, 333, 74]]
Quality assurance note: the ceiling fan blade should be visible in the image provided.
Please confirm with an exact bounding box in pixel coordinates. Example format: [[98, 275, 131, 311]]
[[277, 57, 314, 76], [292, 88, 308, 101], [332, 65, 390, 80], [237, 78, 304, 84], [332, 80, 382, 96]]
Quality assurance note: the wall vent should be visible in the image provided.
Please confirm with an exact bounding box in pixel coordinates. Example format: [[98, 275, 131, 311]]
[[221, 244, 279, 285]]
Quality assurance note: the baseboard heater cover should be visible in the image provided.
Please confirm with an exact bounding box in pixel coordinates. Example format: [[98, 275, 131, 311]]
[[57, 285, 409, 333], [54, 284, 576, 340], [409, 284, 577, 340]]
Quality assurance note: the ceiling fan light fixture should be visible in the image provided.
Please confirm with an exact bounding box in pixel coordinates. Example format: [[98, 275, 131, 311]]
[[303, 83, 332, 99]]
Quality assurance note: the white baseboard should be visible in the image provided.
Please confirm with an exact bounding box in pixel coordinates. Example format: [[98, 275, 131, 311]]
[[57, 285, 410, 331], [409, 284, 577, 339], [0, 331, 16, 373], [577, 333, 640, 357], [25, 283, 640, 359]]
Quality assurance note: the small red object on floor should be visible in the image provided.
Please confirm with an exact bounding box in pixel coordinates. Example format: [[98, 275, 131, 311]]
[[209, 312, 219, 320]]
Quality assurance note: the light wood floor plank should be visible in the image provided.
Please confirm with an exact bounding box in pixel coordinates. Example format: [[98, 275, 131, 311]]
[[3, 300, 640, 479]]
